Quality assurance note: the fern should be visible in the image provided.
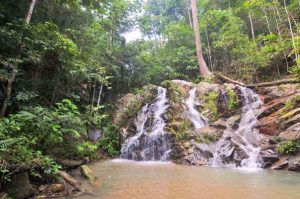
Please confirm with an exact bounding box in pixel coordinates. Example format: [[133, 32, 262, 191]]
[[0, 138, 23, 151]]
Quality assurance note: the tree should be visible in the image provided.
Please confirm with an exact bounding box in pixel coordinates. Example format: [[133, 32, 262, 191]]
[[191, 0, 211, 77], [0, 0, 37, 116]]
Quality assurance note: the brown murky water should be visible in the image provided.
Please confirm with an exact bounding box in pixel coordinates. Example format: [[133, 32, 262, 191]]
[[75, 159, 300, 199]]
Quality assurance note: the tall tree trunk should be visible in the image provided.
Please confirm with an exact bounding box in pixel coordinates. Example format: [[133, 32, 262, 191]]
[[248, 11, 256, 44], [0, 0, 37, 116], [284, 0, 298, 60], [205, 25, 213, 72], [96, 85, 103, 107], [273, 8, 290, 71], [187, 9, 193, 28], [262, 7, 272, 34], [191, 0, 211, 77]]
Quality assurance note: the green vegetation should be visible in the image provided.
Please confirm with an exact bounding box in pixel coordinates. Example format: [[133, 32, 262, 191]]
[[204, 91, 219, 121], [226, 88, 239, 111], [0, 0, 300, 194], [277, 141, 299, 155]]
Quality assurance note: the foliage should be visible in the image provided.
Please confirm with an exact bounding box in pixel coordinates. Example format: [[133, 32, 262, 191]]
[[98, 125, 120, 157], [277, 141, 299, 155], [204, 91, 219, 121], [226, 88, 238, 111]]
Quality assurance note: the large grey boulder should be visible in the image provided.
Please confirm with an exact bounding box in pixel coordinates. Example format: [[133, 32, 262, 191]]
[[5, 172, 35, 199], [288, 155, 300, 171]]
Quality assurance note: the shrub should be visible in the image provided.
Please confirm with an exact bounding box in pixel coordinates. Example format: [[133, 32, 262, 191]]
[[277, 141, 299, 155]]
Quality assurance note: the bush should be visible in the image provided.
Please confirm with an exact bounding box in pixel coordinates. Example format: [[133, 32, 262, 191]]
[[277, 141, 299, 155]]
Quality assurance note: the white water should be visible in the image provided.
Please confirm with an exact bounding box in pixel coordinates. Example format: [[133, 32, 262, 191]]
[[212, 86, 263, 168], [184, 88, 207, 129], [120, 87, 171, 161]]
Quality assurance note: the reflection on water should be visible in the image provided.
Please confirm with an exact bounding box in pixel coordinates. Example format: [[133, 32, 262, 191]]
[[75, 160, 300, 199]]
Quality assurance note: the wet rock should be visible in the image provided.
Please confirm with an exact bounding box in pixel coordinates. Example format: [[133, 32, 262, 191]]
[[270, 158, 288, 170], [288, 155, 300, 171], [211, 119, 227, 130], [5, 172, 35, 199], [48, 184, 65, 193], [257, 99, 285, 119], [227, 115, 241, 130], [279, 108, 300, 120], [259, 149, 279, 168], [80, 165, 94, 181], [198, 126, 223, 140]]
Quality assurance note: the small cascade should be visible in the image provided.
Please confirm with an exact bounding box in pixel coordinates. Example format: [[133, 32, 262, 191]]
[[212, 86, 263, 168], [184, 88, 207, 129], [120, 87, 172, 161]]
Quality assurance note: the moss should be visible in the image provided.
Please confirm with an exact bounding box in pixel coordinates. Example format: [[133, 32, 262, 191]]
[[226, 88, 238, 111], [203, 91, 219, 121], [167, 119, 192, 141]]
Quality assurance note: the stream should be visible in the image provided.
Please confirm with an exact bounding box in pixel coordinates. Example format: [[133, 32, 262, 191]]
[[75, 159, 300, 199]]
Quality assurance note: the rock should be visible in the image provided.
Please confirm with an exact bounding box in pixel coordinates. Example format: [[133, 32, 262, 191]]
[[211, 119, 227, 130], [5, 172, 35, 199], [257, 99, 285, 119], [283, 114, 300, 129], [226, 115, 241, 130], [88, 127, 102, 142], [288, 155, 300, 171], [278, 131, 300, 142], [270, 158, 288, 170], [56, 159, 87, 169], [48, 183, 65, 193], [198, 126, 223, 140], [279, 108, 300, 120], [259, 149, 279, 168], [80, 165, 94, 181], [256, 116, 278, 136]]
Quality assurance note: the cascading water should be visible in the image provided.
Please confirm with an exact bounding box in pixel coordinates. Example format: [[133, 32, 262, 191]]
[[120, 87, 172, 161], [184, 88, 207, 129], [212, 86, 263, 168]]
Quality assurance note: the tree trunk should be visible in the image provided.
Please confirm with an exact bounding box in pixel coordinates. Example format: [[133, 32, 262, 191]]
[[0, 0, 37, 116], [187, 9, 193, 28], [191, 0, 211, 77], [205, 25, 213, 71], [284, 0, 298, 60], [96, 84, 103, 107], [262, 7, 272, 34], [248, 11, 256, 44]]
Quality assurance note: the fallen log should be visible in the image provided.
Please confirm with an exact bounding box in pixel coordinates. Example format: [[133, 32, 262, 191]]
[[213, 72, 245, 86], [214, 72, 300, 88], [246, 78, 300, 88], [58, 171, 84, 193]]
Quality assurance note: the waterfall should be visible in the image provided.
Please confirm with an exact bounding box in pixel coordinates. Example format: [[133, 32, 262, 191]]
[[184, 88, 207, 129], [120, 87, 172, 161], [212, 86, 263, 168]]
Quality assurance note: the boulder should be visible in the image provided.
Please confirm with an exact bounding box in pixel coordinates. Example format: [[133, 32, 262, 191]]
[[5, 172, 35, 199], [283, 114, 300, 129], [211, 119, 227, 130], [48, 183, 65, 193], [270, 157, 288, 170], [226, 115, 241, 130], [88, 127, 102, 143], [80, 165, 94, 181], [198, 126, 223, 140], [278, 131, 300, 142], [259, 149, 279, 168], [279, 108, 300, 120], [288, 155, 300, 171]]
